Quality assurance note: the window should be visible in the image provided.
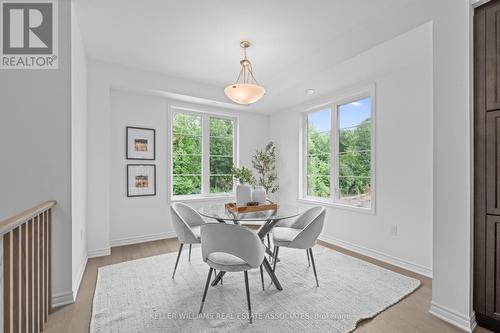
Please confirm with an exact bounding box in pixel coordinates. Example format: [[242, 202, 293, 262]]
[[303, 92, 374, 211], [337, 97, 372, 208], [172, 113, 202, 195], [209, 117, 234, 193], [171, 108, 236, 198], [306, 109, 331, 198]]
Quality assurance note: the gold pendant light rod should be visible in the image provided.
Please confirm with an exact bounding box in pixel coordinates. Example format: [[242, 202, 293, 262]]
[[224, 40, 266, 105]]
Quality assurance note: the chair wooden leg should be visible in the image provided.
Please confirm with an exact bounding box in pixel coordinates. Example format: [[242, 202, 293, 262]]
[[306, 249, 310, 267], [272, 246, 279, 272], [309, 248, 319, 287], [199, 267, 214, 313], [260, 265, 265, 290], [189, 244, 192, 262], [244, 271, 252, 324], [171, 243, 184, 279]]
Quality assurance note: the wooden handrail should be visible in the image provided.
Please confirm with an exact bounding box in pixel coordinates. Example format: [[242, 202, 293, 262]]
[[0, 201, 56, 235], [1, 200, 55, 333]]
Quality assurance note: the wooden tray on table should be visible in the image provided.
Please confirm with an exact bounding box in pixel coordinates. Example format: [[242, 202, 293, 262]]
[[225, 202, 278, 213]]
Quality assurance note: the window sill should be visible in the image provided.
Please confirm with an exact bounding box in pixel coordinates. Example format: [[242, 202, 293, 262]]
[[298, 197, 375, 215], [170, 194, 235, 203]]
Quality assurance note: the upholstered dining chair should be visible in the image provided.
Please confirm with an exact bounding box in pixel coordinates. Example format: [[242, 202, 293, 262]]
[[199, 223, 265, 324], [272, 206, 325, 287], [170, 202, 206, 279]]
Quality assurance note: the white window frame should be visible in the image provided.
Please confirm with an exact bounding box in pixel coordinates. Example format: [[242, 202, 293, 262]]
[[299, 85, 376, 214], [168, 106, 238, 201], [302, 106, 333, 202]]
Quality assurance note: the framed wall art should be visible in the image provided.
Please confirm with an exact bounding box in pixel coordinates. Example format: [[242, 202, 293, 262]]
[[126, 126, 156, 160], [127, 164, 156, 197]]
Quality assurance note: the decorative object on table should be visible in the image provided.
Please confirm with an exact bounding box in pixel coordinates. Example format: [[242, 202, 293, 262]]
[[251, 186, 267, 205], [252, 141, 279, 195], [236, 184, 252, 207], [231, 166, 255, 206], [126, 126, 155, 160], [247, 201, 259, 206], [224, 40, 266, 105], [127, 164, 156, 197], [225, 202, 278, 213]]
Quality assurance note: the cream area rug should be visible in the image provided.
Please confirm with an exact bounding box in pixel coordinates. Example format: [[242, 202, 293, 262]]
[[90, 245, 420, 333]]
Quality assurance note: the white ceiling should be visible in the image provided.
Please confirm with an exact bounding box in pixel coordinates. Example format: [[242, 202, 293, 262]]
[[75, 0, 425, 113]]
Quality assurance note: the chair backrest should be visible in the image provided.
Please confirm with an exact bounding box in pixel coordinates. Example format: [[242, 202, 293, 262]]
[[289, 206, 326, 249], [274, 215, 298, 228], [170, 202, 205, 244], [201, 223, 265, 269]]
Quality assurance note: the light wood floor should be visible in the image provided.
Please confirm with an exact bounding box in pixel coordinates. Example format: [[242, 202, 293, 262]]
[[45, 238, 490, 333]]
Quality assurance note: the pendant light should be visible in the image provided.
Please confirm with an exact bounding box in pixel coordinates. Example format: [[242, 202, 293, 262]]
[[224, 41, 266, 105]]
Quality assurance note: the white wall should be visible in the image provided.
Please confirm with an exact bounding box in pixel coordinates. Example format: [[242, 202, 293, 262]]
[[269, 0, 476, 327], [70, 2, 88, 299], [270, 24, 433, 276], [109, 90, 269, 244], [87, 60, 269, 252], [430, 2, 474, 329], [84, 1, 474, 330], [109, 91, 168, 243], [331, 6, 474, 328], [0, 0, 474, 328], [86, 60, 112, 256], [0, 0, 73, 306]]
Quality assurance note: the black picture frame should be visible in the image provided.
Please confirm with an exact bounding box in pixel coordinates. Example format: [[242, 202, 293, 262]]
[[126, 126, 156, 160], [127, 164, 156, 197]]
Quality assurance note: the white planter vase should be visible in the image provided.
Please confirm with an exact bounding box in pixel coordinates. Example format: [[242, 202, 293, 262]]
[[236, 184, 252, 206], [251, 186, 267, 205]]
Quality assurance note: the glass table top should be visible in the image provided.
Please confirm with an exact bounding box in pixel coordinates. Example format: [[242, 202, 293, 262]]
[[198, 203, 302, 222]]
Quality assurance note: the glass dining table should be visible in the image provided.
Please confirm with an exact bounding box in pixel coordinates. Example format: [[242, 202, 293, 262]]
[[198, 203, 302, 291]]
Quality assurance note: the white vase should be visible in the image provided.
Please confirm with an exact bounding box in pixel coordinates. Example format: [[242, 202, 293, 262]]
[[251, 186, 267, 205], [236, 184, 252, 206]]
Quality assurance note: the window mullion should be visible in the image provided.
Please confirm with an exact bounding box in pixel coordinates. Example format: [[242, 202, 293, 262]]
[[303, 113, 308, 198], [202, 115, 210, 196], [232, 120, 237, 193], [168, 110, 174, 198], [332, 104, 339, 202]]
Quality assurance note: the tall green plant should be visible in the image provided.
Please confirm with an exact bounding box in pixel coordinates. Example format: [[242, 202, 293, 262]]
[[252, 142, 279, 194], [231, 166, 255, 185]]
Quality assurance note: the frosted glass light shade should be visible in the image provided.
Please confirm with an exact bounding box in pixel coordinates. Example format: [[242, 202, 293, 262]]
[[224, 83, 266, 105]]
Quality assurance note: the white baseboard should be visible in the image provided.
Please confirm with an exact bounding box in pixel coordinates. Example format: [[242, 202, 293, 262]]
[[470, 313, 477, 332], [430, 302, 476, 332], [318, 234, 433, 278], [87, 247, 111, 258], [51, 256, 89, 310], [57, 232, 175, 309], [52, 291, 74, 308], [72, 254, 88, 300], [110, 231, 176, 247]]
